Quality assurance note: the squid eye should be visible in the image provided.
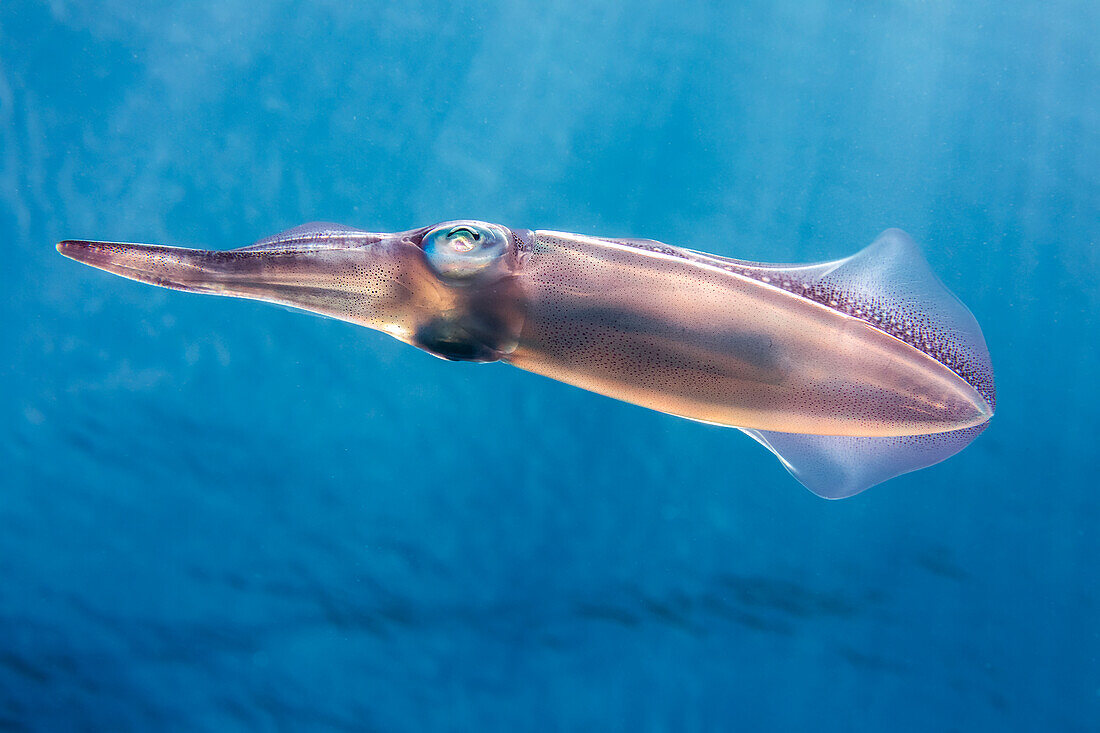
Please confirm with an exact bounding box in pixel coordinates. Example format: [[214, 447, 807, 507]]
[[423, 223, 509, 281]]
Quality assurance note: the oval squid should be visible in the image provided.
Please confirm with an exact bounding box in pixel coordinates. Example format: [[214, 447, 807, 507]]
[[58, 221, 995, 498]]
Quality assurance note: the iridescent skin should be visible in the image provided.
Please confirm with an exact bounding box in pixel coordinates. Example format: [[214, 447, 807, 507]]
[[509, 231, 991, 438], [57, 221, 992, 439]]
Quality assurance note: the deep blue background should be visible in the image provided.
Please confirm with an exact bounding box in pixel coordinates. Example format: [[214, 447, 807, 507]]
[[2, 1, 1098, 730]]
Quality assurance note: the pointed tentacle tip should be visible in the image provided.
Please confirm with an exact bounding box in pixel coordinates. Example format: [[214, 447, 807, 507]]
[[57, 239, 109, 267], [56, 239, 181, 287], [57, 239, 87, 260]]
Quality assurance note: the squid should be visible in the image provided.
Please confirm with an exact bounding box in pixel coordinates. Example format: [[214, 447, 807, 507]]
[[58, 221, 995, 498]]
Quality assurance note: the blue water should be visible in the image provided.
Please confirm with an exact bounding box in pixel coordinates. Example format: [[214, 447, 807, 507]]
[[2, 1, 1098, 730]]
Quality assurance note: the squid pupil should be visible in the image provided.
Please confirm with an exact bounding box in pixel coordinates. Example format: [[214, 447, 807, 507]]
[[449, 226, 480, 240], [448, 226, 480, 252]]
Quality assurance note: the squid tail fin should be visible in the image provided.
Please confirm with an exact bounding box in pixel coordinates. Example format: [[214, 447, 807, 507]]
[[740, 229, 994, 498]]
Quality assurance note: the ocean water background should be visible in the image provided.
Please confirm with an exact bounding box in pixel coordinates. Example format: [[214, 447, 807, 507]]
[[2, 0, 1097, 730]]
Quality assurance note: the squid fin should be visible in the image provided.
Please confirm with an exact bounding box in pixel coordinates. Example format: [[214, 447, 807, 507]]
[[734, 230, 994, 498], [717, 229, 997, 498], [741, 425, 988, 499]]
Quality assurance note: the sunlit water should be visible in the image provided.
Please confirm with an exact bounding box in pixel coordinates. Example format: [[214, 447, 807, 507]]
[[2, 1, 1097, 730]]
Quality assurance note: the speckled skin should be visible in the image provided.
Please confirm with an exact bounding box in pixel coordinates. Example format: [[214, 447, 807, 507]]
[[509, 231, 991, 437], [57, 221, 993, 440]]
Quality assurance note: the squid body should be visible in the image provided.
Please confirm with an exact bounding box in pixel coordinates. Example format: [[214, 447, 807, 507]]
[[58, 221, 995, 498]]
